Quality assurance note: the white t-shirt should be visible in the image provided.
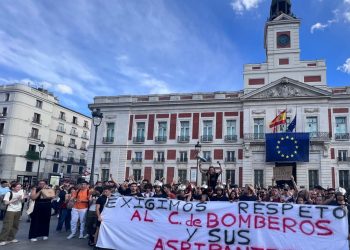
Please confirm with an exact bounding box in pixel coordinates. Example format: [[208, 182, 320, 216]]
[[3, 190, 23, 212]]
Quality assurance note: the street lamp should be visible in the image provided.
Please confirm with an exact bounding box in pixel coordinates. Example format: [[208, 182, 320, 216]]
[[36, 141, 45, 183], [90, 108, 103, 186], [194, 141, 202, 186]]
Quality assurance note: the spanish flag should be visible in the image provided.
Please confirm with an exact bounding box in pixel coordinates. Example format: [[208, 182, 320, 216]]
[[269, 110, 287, 128]]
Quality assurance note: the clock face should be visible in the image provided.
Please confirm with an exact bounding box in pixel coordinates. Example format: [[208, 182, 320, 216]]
[[277, 34, 290, 47]]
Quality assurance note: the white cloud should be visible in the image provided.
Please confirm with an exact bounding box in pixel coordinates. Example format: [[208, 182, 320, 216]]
[[345, 0, 350, 4], [338, 58, 350, 74], [141, 79, 171, 94], [310, 22, 329, 33], [231, 0, 262, 14], [344, 11, 350, 22], [55, 84, 73, 94]]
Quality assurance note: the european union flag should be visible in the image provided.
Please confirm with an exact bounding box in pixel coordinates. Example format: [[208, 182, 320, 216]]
[[266, 133, 309, 162]]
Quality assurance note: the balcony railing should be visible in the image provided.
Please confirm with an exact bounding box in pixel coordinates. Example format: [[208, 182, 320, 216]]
[[67, 157, 75, 163], [335, 133, 350, 140], [132, 158, 143, 163], [79, 159, 87, 165], [154, 158, 165, 163], [244, 133, 265, 141], [201, 135, 213, 143], [68, 143, 77, 149], [155, 136, 167, 143], [25, 151, 39, 160], [56, 127, 66, 133], [55, 140, 64, 146], [70, 131, 79, 137], [133, 136, 145, 143], [59, 116, 66, 121], [80, 146, 88, 151], [177, 135, 190, 143], [28, 133, 41, 140], [103, 137, 114, 143], [225, 157, 236, 163], [53, 156, 64, 162], [81, 135, 89, 140], [101, 158, 111, 164], [224, 135, 238, 142], [309, 132, 330, 141], [0, 113, 7, 118], [32, 118, 42, 125], [338, 157, 350, 162], [177, 158, 188, 163]]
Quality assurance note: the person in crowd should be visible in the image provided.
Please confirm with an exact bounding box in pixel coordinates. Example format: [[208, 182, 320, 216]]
[[67, 181, 90, 239], [239, 184, 258, 201], [85, 190, 100, 246], [56, 182, 72, 232], [125, 182, 143, 197], [163, 184, 176, 199], [199, 165, 222, 190], [28, 180, 54, 241], [142, 183, 154, 198], [211, 185, 229, 202], [0, 181, 10, 221], [94, 186, 113, 246], [153, 181, 166, 198], [0, 183, 23, 246]]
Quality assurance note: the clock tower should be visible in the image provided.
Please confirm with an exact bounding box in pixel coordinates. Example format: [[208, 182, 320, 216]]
[[243, 0, 327, 92]]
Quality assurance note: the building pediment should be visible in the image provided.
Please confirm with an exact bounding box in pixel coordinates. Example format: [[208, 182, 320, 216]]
[[242, 77, 332, 100], [272, 13, 296, 22]]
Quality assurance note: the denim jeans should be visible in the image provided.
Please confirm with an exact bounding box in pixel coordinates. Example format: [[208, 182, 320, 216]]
[[56, 208, 71, 232]]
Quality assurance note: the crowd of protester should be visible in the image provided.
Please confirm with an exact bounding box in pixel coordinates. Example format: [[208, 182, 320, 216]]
[[0, 165, 350, 247]]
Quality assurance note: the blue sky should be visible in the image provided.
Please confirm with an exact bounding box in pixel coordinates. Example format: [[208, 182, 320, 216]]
[[0, 0, 349, 115]]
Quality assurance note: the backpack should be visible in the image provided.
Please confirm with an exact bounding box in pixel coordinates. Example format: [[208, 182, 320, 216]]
[[0, 191, 13, 211]]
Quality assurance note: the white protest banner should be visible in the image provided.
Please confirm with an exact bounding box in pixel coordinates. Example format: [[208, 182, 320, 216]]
[[273, 166, 293, 181], [97, 196, 349, 250]]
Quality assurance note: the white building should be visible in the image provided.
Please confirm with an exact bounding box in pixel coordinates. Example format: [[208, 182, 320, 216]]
[[0, 83, 91, 185], [88, 0, 350, 189]]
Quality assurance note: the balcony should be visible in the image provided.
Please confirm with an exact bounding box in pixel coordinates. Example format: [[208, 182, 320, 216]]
[[133, 136, 145, 144], [177, 135, 190, 143], [244, 133, 265, 142], [132, 158, 142, 163], [81, 134, 89, 140], [79, 159, 87, 165], [224, 135, 238, 142], [25, 151, 39, 160], [70, 131, 79, 137], [28, 133, 41, 141], [177, 158, 188, 163], [155, 136, 167, 143], [32, 118, 42, 125], [53, 156, 64, 162], [225, 157, 236, 163], [335, 133, 350, 141], [154, 158, 165, 163], [0, 113, 7, 119], [201, 135, 213, 143], [67, 157, 75, 163], [80, 146, 88, 151], [56, 127, 66, 133], [68, 143, 77, 149], [309, 132, 330, 142], [101, 158, 111, 164], [59, 116, 66, 121], [102, 137, 114, 144], [55, 140, 64, 146]]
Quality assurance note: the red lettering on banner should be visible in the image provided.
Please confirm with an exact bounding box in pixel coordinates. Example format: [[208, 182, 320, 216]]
[[186, 214, 202, 227], [267, 216, 280, 231], [131, 210, 142, 221], [207, 213, 219, 228], [282, 217, 297, 233], [167, 240, 178, 250], [168, 211, 180, 225], [144, 210, 154, 222], [222, 213, 236, 227], [181, 241, 191, 250], [239, 215, 251, 228], [316, 220, 333, 236], [154, 239, 164, 250], [300, 220, 315, 236], [209, 244, 222, 250], [254, 215, 266, 229], [194, 242, 206, 250]]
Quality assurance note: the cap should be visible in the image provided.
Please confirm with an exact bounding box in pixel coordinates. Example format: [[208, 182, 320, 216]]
[[215, 184, 224, 190], [153, 180, 163, 187], [200, 184, 208, 189], [178, 184, 187, 191]]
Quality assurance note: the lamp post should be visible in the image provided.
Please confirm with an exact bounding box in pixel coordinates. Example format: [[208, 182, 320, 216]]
[[90, 109, 103, 186], [194, 141, 201, 186], [36, 141, 45, 183]]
